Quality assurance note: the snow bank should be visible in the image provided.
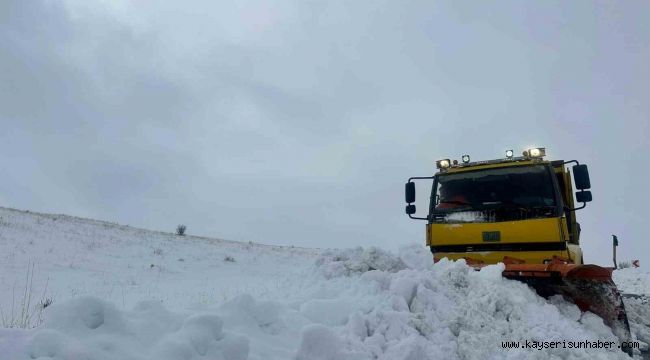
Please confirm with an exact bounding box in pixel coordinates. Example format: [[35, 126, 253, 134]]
[[623, 295, 650, 354], [612, 268, 650, 352], [303, 253, 632, 360], [614, 268, 650, 295], [3, 245, 643, 359], [1, 208, 647, 359], [613, 268, 650, 354], [7, 297, 249, 360], [314, 243, 440, 279]]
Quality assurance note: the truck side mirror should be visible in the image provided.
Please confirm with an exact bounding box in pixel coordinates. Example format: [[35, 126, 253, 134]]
[[405, 204, 416, 214], [576, 190, 592, 203], [573, 164, 591, 190], [405, 182, 415, 203]]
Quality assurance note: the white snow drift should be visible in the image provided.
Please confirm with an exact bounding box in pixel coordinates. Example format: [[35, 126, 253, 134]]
[[0, 207, 648, 359]]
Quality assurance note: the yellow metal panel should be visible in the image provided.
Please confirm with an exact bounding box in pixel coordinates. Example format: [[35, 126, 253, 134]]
[[559, 217, 569, 241], [433, 244, 581, 265], [429, 217, 562, 246]]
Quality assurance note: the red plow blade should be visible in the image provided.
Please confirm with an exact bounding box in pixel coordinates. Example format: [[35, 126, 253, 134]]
[[502, 263, 632, 355]]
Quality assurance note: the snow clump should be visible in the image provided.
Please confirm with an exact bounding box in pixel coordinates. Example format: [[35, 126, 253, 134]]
[[19, 297, 249, 360], [316, 246, 407, 278], [301, 251, 632, 360]]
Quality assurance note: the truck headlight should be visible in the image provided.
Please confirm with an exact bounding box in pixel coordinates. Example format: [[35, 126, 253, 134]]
[[436, 159, 451, 169], [524, 147, 546, 158]]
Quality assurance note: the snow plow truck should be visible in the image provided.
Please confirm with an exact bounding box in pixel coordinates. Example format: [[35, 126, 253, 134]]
[[404, 148, 632, 354]]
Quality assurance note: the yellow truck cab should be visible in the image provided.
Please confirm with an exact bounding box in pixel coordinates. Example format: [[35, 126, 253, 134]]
[[405, 148, 593, 266], [404, 149, 635, 352]]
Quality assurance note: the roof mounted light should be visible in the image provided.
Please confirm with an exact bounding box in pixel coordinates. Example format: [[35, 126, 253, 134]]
[[461, 155, 470, 163], [436, 159, 451, 169], [523, 147, 546, 158], [505, 150, 514, 158]]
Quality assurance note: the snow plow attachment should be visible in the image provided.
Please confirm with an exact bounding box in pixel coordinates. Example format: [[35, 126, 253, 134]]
[[501, 261, 632, 353]]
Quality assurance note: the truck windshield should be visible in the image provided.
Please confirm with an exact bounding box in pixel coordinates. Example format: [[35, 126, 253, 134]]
[[431, 164, 558, 223]]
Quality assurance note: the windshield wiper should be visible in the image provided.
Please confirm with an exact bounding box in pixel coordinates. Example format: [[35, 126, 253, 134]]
[[439, 200, 472, 205], [438, 200, 486, 206]]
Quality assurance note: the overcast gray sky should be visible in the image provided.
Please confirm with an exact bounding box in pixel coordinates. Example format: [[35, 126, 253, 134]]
[[2, 0, 649, 266]]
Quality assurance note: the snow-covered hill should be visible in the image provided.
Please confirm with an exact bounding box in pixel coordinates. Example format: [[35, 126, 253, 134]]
[[0, 206, 648, 359]]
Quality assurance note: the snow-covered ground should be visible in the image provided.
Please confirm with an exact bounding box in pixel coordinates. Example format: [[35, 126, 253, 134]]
[[0, 206, 648, 359]]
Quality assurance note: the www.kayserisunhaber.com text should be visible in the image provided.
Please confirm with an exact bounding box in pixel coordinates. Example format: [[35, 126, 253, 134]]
[[502, 340, 639, 351]]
